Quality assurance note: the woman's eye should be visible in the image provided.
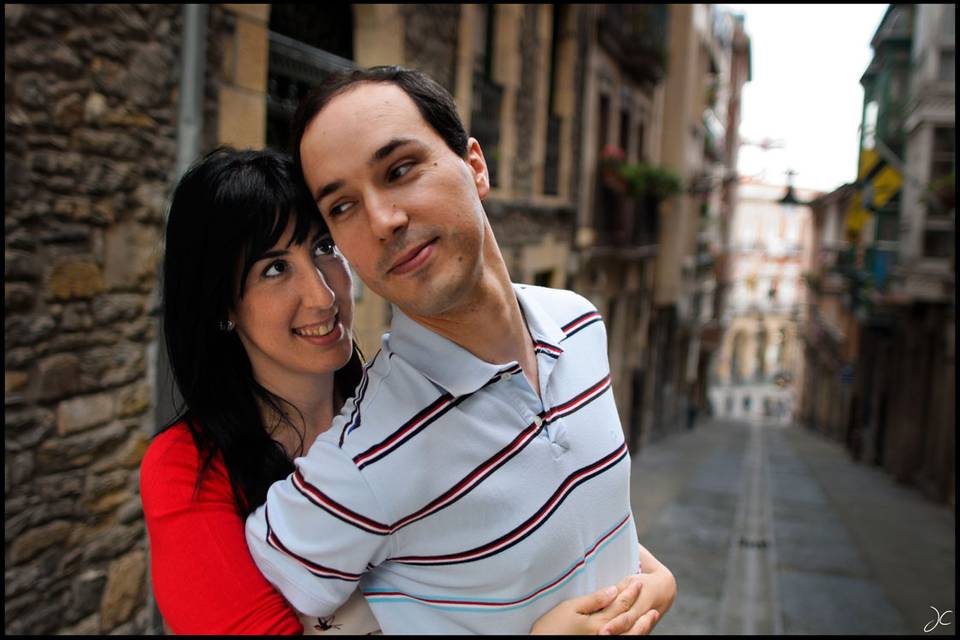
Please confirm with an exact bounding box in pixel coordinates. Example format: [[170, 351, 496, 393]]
[[314, 237, 336, 257], [389, 162, 414, 182], [263, 260, 287, 277]]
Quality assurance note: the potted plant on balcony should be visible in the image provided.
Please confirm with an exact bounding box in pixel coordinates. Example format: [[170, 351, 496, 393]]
[[619, 161, 683, 203], [598, 144, 628, 192]]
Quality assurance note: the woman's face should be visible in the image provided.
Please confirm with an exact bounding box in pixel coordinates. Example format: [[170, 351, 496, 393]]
[[229, 220, 355, 392]]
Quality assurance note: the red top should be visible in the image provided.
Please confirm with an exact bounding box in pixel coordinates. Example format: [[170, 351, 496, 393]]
[[140, 422, 303, 635]]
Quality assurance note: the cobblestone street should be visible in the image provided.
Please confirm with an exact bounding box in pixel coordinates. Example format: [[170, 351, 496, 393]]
[[631, 418, 956, 635]]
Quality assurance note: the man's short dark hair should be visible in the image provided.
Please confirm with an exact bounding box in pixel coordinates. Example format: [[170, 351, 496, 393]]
[[290, 65, 469, 176]]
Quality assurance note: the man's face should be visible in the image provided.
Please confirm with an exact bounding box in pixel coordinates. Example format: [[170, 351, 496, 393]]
[[299, 82, 491, 319]]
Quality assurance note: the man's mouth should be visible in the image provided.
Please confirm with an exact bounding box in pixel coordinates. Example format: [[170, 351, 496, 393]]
[[292, 315, 338, 337], [389, 238, 438, 275]]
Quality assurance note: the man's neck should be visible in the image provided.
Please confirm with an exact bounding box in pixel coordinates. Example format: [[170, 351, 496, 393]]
[[403, 259, 541, 399]]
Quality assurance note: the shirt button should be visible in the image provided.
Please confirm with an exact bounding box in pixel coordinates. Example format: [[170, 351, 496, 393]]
[[533, 416, 544, 428], [502, 372, 513, 382]]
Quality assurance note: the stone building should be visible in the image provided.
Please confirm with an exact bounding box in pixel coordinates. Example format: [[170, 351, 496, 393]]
[[709, 180, 815, 423]]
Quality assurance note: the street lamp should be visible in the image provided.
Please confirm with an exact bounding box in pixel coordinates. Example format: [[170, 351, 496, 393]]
[[777, 169, 808, 209]]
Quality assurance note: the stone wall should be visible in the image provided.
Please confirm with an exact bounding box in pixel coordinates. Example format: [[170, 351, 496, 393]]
[[4, 4, 231, 634], [402, 5, 460, 94]]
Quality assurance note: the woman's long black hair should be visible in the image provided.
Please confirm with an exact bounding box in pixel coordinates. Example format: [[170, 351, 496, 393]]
[[160, 146, 363, 517]]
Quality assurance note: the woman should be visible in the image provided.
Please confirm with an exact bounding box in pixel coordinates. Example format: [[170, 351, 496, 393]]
[[140, 147, 675, 634]]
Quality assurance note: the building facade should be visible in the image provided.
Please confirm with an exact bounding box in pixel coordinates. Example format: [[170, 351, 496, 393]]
[[711, 180, 815, 423], [797, 4, 954, 506]]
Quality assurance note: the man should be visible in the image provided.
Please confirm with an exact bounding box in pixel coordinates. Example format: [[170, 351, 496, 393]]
[[245, 66, 674, 634]]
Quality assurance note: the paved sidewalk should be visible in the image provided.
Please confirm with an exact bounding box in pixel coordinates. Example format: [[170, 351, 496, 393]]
[[629, 418, 956, 635]]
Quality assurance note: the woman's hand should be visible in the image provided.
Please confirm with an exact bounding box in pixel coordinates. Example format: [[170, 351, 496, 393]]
[[596, 543, 677, 636], [530, 575, 659, 635]]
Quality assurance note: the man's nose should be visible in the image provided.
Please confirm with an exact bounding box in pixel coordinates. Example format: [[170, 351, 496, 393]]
[[366, 191, 409, 241]]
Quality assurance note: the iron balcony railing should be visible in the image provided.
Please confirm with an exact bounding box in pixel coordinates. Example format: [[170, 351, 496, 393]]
[[597, 5, 669, 87], [266, 30, 356, 148]]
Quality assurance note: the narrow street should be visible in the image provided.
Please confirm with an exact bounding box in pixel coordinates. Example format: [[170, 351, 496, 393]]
[[631, 418, 956, 635]]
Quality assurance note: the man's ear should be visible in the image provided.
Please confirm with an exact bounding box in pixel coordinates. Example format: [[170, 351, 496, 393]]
[[465, 137, 490, 199]]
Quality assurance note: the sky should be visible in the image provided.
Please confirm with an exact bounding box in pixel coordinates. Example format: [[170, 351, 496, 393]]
[[722, 4, 889, 194]]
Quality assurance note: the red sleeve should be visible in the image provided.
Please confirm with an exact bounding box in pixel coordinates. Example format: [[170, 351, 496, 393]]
[[140, 423, 303, 635]]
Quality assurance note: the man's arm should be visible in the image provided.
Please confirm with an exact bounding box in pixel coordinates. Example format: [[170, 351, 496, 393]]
[[245, 435, 393, 617]]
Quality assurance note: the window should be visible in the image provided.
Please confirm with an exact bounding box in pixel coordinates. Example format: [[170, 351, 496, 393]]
[[533, 270, 554, 288], [923, 230, 952, 259], [938, 50, 955, 83], [619, 108, 631, 156], [470, 5, 503, 188], [636, 120, 646, 162], [543, 5, 564, 196], [265, 6, 356, 151], [931, 127, 955, 183]]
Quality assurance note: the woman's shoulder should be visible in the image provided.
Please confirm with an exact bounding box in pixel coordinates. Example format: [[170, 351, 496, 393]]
[[140, 420, 228, 508], [141, 421, 201, 475]]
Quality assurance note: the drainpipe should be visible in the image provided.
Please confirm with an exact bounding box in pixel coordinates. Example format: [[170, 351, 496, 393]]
[[147, 5, 207, 633]]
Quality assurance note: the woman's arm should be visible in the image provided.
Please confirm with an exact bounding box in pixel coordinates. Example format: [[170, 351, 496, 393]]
[[140, 428, 303, 634]]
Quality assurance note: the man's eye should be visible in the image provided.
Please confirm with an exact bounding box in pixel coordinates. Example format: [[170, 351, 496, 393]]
[[389, 162, 414, 182], [263, 260, 287, 277], [314, 237, 336, 257], [328, 201, 353, 217]]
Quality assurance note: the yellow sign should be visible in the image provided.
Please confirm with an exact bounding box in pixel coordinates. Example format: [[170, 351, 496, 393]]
[[857, 148, 903, 210], [845, 191, 870, 237]]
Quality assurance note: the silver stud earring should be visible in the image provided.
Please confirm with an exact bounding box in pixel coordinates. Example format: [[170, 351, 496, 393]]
[[218, 320, 235, 332]]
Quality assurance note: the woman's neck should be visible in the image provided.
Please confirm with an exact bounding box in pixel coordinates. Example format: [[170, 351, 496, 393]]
[[256, 373, 339, 460]]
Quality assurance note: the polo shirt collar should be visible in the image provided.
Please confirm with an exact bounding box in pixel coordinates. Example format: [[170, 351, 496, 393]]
[[386, 284, 566, 398]]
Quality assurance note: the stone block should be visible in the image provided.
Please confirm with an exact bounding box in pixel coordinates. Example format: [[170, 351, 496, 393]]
[[37, 420, 129, 472], [99, 550, 146, 630], [103, 222, 160, 289], [38, 352, 82, 401], [116, 497, 143, 524], [35, 472, 84, 501], [4, 282, 36, 312], [6, 249, 42, 281], [115, 381, 150, 418], [47, 259, 105, 300], [5, 314, 57, 348], [70, 569, 107, 622], [59, 613, 100, 635], [82, 523, 142, 563], [9, 519, 74, 565], [53, 93, 85, 130], [84, 92, 109, 123], [91, 293, 144, 325], [88, 489, 132, 514], [57, 391, 115, 435], [8, 450, 35, 488], [5, 370, 29, 395]]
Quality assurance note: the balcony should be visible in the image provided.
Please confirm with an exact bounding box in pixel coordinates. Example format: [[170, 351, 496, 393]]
[[597, 5, 668, 87], [592, 179, 659, 253], [266, 30, 356, 149]]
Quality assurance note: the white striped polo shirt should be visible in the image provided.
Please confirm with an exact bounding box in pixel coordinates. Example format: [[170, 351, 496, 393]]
[[246, 284, 640, 634]]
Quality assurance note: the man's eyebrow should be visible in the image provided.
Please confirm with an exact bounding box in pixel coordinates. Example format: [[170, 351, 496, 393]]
[[313, 138, 417, 203], [369, 138, 416, 165], [314, 179, 343, 205]]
